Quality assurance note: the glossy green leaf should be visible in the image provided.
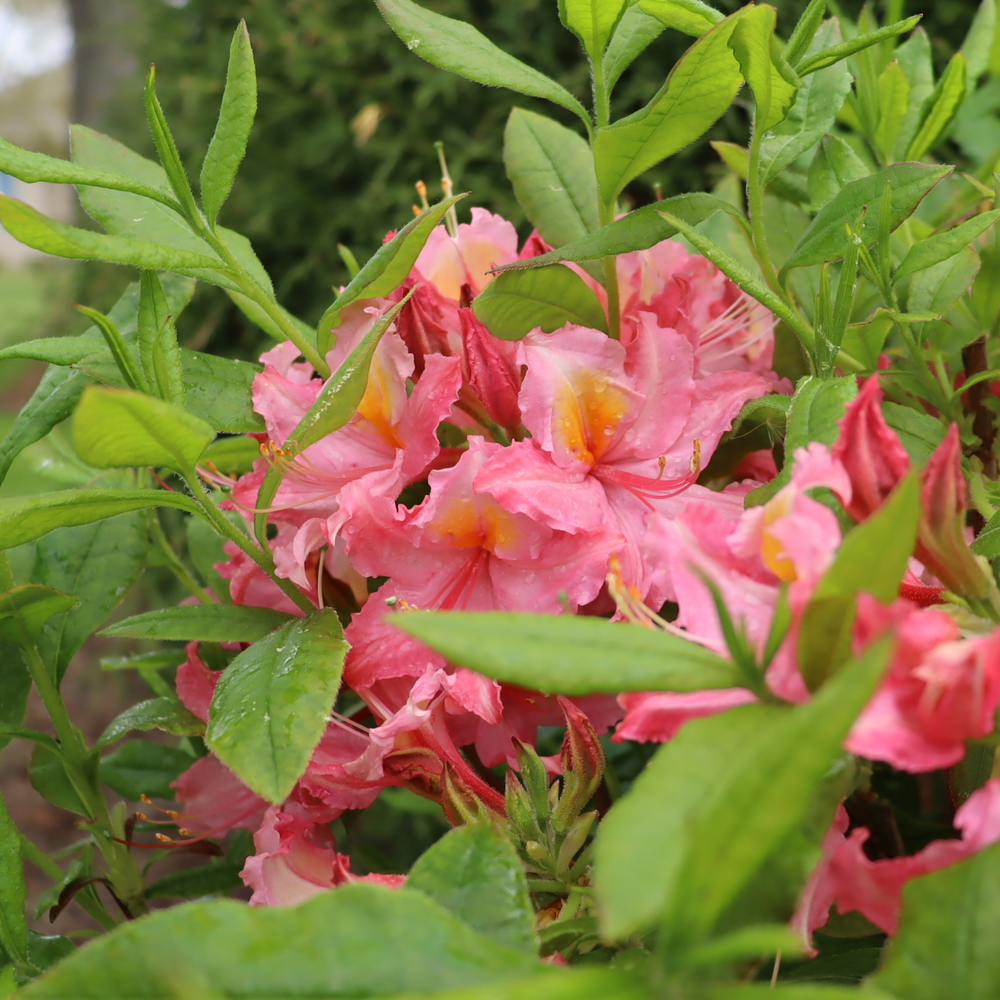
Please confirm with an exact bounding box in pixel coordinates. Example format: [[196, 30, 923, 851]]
[[408, 825, 537, 955], [892, 29, 934, 162], [144, 862, 244, 901], [0, 586, 78, 645], [472, 264, 607, 339], [783, 163, 952, 270], [873, 840, 1000, 999], [97, 698, 205, 747], [138, 271, 185, 406], [73, 386, 215, 472], [100, 742, 194, 801], [0, 790, 27, 968], [798, 474, 919, 691], [907, 52, 967, 160], [603, 4, 664, 90], [0, 489, 201, 550], [207, 609, 347, 803], [760, 20, 852, 184], [908, 246, 980, 317], [316, 193, 465, 348], [595, 638, 890, 944], [201, 21, 257, 223], [101, 604, 293, 643], [29, 745, 89, 817], [729, 5, 799, 132], [896, 210, 1000, 280], [637, 0, 722, 37], [394, 612, 743, 694], [0, 195, 222, 271], [493, 193, 744, 272], [503, 109, 599, 250], [593, 10, 744, 203], [873, 60, 910, 165], [559, 0, 629, 60], [796, 15, 922, 75], [376, 0, 589, 123], [18, 885, 539, 999]]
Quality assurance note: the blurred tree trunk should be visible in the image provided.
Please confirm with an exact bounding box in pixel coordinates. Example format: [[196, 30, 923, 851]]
[[67, 0, 139, 127]]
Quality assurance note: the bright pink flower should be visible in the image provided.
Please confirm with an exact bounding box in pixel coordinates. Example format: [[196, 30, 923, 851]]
[[459, 308, 522, 436], [615, 688, 758, 743], [175, 641, 219, 722], [241, 807, 404, 906], [846, 595, 1000, 771], [171, 755, 268, 838], [796, 779, 1000, 943]]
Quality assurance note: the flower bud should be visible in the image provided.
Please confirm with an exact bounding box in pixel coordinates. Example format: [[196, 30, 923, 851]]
[[459, 308, 522, 435], [553, 697, 604, 832], [832, 375, 910, 522], [395, 281, 453, 377]]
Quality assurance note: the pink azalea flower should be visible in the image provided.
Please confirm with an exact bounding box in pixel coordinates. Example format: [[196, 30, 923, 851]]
[[241, 807, 404, 906], [846, 595, 1000, 771], [795, 779, 1000, 944], [171, 755, 269, 838]]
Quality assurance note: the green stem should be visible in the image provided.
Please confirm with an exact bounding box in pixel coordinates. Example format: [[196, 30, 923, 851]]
[[599, 201, 621, 340], [148, 512, 218, 605], [592, 55, 610, 129], [747, 115, 781, 296]]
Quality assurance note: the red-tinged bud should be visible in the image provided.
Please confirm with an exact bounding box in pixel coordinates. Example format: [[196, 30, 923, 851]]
[[518, 230, 553, 260], [553, 697, 604, 833], [833, 375, 911, 522], [459, 308, 522, 435], [916, 423, 993, 602], [383, 746, 443, 802], [394, 281, 454, 377], [441, 761, 506, 826]]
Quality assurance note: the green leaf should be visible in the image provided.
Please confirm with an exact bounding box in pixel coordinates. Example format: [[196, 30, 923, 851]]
[[972, 508, 1000, 558], [873, 60, 910, 165], [0, 791, 27, 967], [74, 304, 148, 393], [908, 246, 980, 317], [798, 473, 919, 691], [0, 195, 222, 272], [962, 0, 997, 83], [33, 510, 148, 681], [873, 840, 1000, 999], [186, 513, 234, 601], [760, 20, 852, 184], [101, 605, 293, 643], [73, 386, 215, 472], [883, 402, 945, 464], [594, 638, 890, 945], [0, 640, 30, 753], [201, 21, 257, 223], [472, 264, 608, 339], [729, 5, 799, 133], [707, 986, 895, 999], [100, 742, 193, 801], [29, 745, 90, 816], [0, 586, 78, 645], [376, 0, 589, 123], [637, 0, 723, 37], [144, 862, 244, 901], [503, 109, 599, 250], [893, 28, 935, 162], [0, 489, 201, 550], [408, 825, 537, 955], [144, 66, 201, 224], [559, 0, 629, 61], [394, 612, 743, 694], [200, 435, 260, 477], [493, 194, 744, 272], [0, 334, 103, 367], [807, 134, 869, 210], [896, 211, 1000, 280], [97, 698, 205, 747], [138, 271, 185, 407], [603, 4, 664, 90], [783, 0, 831, 67], [796, 15, 922, 76], [684, 924, 802, 968], [907, 52, 967, 160], [316, 193, 465, 349], [17, 885, 539, 999], [593, 9, 744, 203], [206, 609, 347, 803], [783, 162, 952, 270]]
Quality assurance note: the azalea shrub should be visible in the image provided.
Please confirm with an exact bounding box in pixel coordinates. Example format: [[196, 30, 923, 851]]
[[4, 0, 1000, 997]]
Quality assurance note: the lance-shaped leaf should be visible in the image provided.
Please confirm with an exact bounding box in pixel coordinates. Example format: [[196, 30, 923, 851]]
[[0, 586, 79, 645], [603, 4, 664, 90], [504, 109, 599, 250], [493, 194, 745, 273], [408, 825, 537, 955], [796, 15, 922, 75], [316, 194, 465, 350], [0, 790, 27, 969], [101, 605, 293, 643], [73, 386, 215, 472], [206, 609, 347, 803], [201, 20, 257, 223], [873, 60, 910, 165], [782, 162, 952, 270], [0, 136, 179, 211], [0, 195, 222, 271], [592, 9, 744, 204], [783, 0, 831, 67], [97, 698, 205, 747], [896, 209, 1000, 280], [394, 612, 742, 694], [729, 5, 799, 133], [907, 52, 967, 160], [144, 66, 201, 223], [376, 0, 589, 123], [472, 264, 607, 339], [798, 473, 919, 691], [559, 0, 629, 60], [0, 489, 200, 550], [138, 270, 185, 406], [594, 637, 890, 944], [638, 0, 723, 37]]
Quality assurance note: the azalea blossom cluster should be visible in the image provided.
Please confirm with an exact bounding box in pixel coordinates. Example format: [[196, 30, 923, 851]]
[[171, 210, 1000, 943]]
